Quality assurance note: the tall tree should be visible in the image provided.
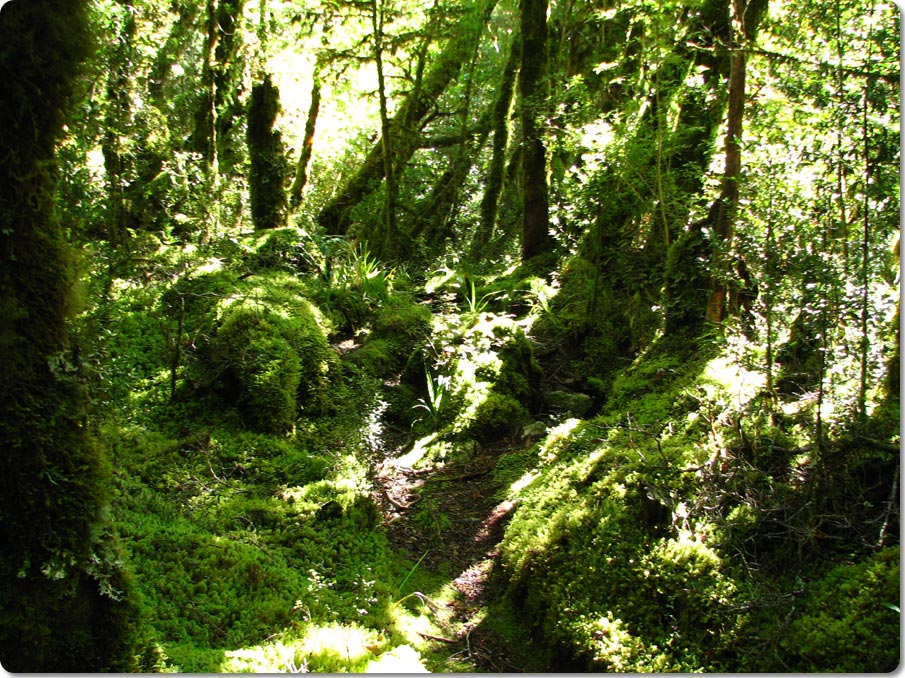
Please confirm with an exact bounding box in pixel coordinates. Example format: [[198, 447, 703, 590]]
[[101, 0, 136, 248], [705, 0, 754, 324], [518, 0, 553, 261], [472, 35, 520, 255], [371, 0, 399, 257], [0, 0, 140, 669], [289, 60, 323, 209]]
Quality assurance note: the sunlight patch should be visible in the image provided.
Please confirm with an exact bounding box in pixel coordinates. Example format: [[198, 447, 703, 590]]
[[391, 433, 437, 468], [365, 644, 429, 673]]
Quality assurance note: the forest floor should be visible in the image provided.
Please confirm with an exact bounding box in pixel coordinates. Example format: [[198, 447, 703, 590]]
[[370, 434, 533, 672]]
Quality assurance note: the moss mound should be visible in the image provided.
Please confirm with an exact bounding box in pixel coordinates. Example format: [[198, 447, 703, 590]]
[[165, 270, 336, 433]]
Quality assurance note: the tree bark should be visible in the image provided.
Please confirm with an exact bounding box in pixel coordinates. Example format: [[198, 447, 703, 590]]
[[101, 0, 136, 247], [705, 0, 750, 324], [213, 0, 247, 176], [519, 0, 553, 261]]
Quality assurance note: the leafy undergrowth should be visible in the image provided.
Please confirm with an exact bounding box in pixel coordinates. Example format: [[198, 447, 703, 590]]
[[496, 331, 900, 672], [88, 233, 899, 672]]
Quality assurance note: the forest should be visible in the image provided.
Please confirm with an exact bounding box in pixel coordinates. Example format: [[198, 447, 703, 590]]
[[0, 0, 900, 671]]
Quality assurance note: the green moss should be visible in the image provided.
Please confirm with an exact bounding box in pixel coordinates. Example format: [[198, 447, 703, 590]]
[[181, 272, 338, 432], [248, 226, 317, 273], [211, 306, 303, 432], [467, 391, 530, 441], [780, 547, 899, 672], [348, 295, 431, 377], [247, 74, 288, 231]]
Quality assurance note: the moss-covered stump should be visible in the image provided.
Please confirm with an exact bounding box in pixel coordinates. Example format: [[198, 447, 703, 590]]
[[167, 271, 337, 433], [211, 304, 334, 432]]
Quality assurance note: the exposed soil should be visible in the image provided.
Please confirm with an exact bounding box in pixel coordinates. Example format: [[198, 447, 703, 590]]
[[370, 441, 529, 672]]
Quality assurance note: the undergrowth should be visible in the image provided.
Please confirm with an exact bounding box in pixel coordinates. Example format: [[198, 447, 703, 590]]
[[82, 230, 898, 673]]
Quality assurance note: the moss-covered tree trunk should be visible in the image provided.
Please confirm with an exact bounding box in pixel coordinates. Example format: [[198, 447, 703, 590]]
[[0, 0, 141, 670], [289, 65, 322, 210], [371, 0, 399, 258], [213, 0, 248, 177], [519, 0, 553, 261], [705, 0, 752, 324], [472, 36, 520, 256], [247, 73, 288, 231], [101, 0, 136, 248]]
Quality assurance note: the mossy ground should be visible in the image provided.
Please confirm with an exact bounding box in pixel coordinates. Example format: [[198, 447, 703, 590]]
[[83, 232, 899, 673]]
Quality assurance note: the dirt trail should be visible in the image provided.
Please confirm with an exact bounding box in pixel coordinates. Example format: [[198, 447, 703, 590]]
[[370, 442, 528, 672]]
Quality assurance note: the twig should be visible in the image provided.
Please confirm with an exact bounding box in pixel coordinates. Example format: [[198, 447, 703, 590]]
[[418, 632, 459, 644], [383, 488, 420, 510]]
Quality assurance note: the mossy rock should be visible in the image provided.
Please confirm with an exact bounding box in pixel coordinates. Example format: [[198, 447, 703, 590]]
[[159, 268, 240, 336], [467, 391, 530, 441], [545, 390, 593, 418], [371, 294, 432, 342], [493, 324, 544, 409], [348, 295, 431, 376], [248, 226, 315, 273]]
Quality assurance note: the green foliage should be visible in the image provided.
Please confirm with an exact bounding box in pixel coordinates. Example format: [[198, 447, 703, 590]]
[[413, 368, 451, 428], [779, 547, 900, 672], [16, 0, 900, 670]]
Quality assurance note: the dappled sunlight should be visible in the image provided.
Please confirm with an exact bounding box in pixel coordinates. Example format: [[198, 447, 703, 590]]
[[391, 433, 437, 468], [219, 622, 390, 673]]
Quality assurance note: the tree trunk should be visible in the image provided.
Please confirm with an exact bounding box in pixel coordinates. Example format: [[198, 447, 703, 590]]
[[289, 65, 322, 209], [0, 0, 140, 669], [316, 0, 499, 236], [101, 0, 136, 247], [371, 0, 398, 258], [247, 74, 288, 231], [472, 36, 520, 256], [519, 0, 553, 261], [706, 0, 750, 324], [213, 0, 247, 177]]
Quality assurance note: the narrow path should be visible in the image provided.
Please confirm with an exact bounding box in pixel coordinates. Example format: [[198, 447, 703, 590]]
[[370, 441, 528, 672]]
